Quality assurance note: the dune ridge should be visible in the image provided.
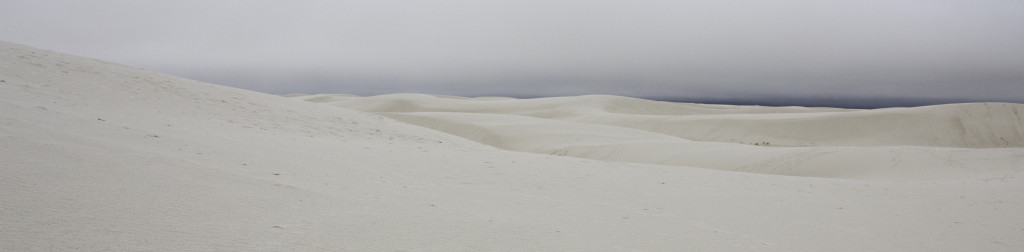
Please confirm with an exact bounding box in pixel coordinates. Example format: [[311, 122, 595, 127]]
[[301, 93, 1024, 148], [295, 94, 1024, 179], [4, 41, 1024, 251]]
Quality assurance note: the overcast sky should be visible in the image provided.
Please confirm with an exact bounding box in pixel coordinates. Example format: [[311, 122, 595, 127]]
[[3, 0, 1023, 107]]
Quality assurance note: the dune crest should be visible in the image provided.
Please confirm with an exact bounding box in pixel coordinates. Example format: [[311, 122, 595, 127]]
[[297, 94, 1024, 179], [302, 94, 1024, 148]]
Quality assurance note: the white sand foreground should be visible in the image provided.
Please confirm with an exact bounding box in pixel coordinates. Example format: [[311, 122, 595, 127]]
[[3, 41, 1024, 251]]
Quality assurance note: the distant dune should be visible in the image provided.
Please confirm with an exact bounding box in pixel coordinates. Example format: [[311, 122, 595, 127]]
[[4, 41, 1024, 251], [295, 93, 1024, 180]]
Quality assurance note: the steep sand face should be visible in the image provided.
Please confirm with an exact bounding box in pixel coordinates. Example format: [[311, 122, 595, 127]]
[[4, 41, 1024, 251]]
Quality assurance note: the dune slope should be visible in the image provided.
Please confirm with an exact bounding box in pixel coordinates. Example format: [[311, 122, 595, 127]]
[[4, 41, 1024, 251], [297, 93, 1024, 180], [304, 93, 1024, 148]]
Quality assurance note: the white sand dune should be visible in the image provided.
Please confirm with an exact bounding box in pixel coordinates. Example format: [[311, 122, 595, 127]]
[[304, 93, 1024, 148], [297, 94, 1024, 180], [4, 41, 1024, 251]]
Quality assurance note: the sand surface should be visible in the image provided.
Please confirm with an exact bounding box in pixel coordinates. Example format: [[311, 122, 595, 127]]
[[297, 93, 1024, 180], [3, 41, 1024, 251]]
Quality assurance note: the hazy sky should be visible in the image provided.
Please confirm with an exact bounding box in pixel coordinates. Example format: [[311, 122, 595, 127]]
[[3, 0, 1023, 107]]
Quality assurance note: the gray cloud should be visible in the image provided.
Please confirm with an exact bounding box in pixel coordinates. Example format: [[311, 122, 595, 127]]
[[3, 0, 1023, 107]]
